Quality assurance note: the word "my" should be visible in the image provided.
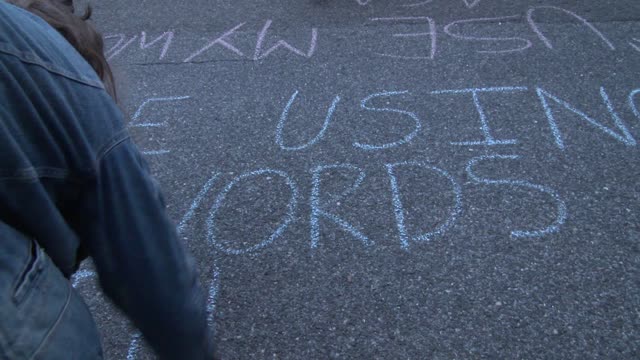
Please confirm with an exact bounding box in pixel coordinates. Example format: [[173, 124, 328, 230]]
[[105, 20, 317, 62]]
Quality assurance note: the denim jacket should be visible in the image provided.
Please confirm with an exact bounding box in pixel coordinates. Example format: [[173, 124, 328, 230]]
[[0, 2, 212, 358]]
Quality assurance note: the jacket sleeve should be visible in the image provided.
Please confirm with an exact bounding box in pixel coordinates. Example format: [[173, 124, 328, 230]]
[[75, 136, 214, 359]]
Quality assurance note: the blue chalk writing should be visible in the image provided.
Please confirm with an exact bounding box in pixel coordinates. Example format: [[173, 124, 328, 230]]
[[355, 91, 422, 150], [326, 168, 367, 204], [176, 176, 223, 332], [130, 96, 191, 128], [142, 150, 170, 156], [310, 164, 372, 249], [385, 162, 462, 250], [130, 96, 190, 156], [527, 6, 615, 50], [630, 89, 640, 120], [123, 173, 225, 360], [207, 169, 298, 255], [176, 172, 221, 235], [431, 87, 527, 146], [276, 90, 341, 151], [402, 1, 434, 7], [207, 266, 221, 328], [535, 87, 636, 150], [71, 268, 96, 288], [631, 39, 640, 53], [126, 332, 143, 360], [466, 155, 567, 237]]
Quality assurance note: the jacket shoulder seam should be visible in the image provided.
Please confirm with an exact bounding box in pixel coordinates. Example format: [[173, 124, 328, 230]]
[[0, 43, 104, 89]]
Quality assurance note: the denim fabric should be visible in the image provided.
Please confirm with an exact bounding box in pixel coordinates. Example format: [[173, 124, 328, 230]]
[[0, 222, 103, 360], [0, 2, 213, 359]]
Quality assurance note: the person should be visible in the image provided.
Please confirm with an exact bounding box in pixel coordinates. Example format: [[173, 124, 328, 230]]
[[0, 0, 215, 358]]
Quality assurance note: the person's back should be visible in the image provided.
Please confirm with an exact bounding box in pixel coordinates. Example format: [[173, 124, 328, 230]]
[[0, 1, 214, 358]]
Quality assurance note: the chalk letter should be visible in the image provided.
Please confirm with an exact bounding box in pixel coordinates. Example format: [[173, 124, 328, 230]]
[[105, 34, 138, 60], [385, 162, 462, 250], [630, 38, 640, 53], [310, 164, 371, 249], [536, 87, 636, 149], [431, 87, 527, 146], [255, 20, 318, 60], [129, 96, 191, 127], [140, 150, 170, 156], [527, 6, 615, 50], [462, 0, 481, 8], [139, 31, 174, 60], [444, 16, 532, 53], [104, 34, 126, 57], [176, 172, 221, 235], [206, 266, 221, 327], [355, 91, 422, 150], [369, 17, 437, 60], [207, 169, 298, 255], [126, 332, 143, 360], [466, 155, 567, 237], [184, 23, 245, 62], [402, 1, 434, 8], [129, 96, 190, 156], [630, 89, 640, 120], [276, 91, 341, 151], [71, 268, 96, 288]]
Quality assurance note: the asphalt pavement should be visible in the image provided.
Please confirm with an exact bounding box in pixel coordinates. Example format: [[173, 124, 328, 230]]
[[72, 1, 640, 358]]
